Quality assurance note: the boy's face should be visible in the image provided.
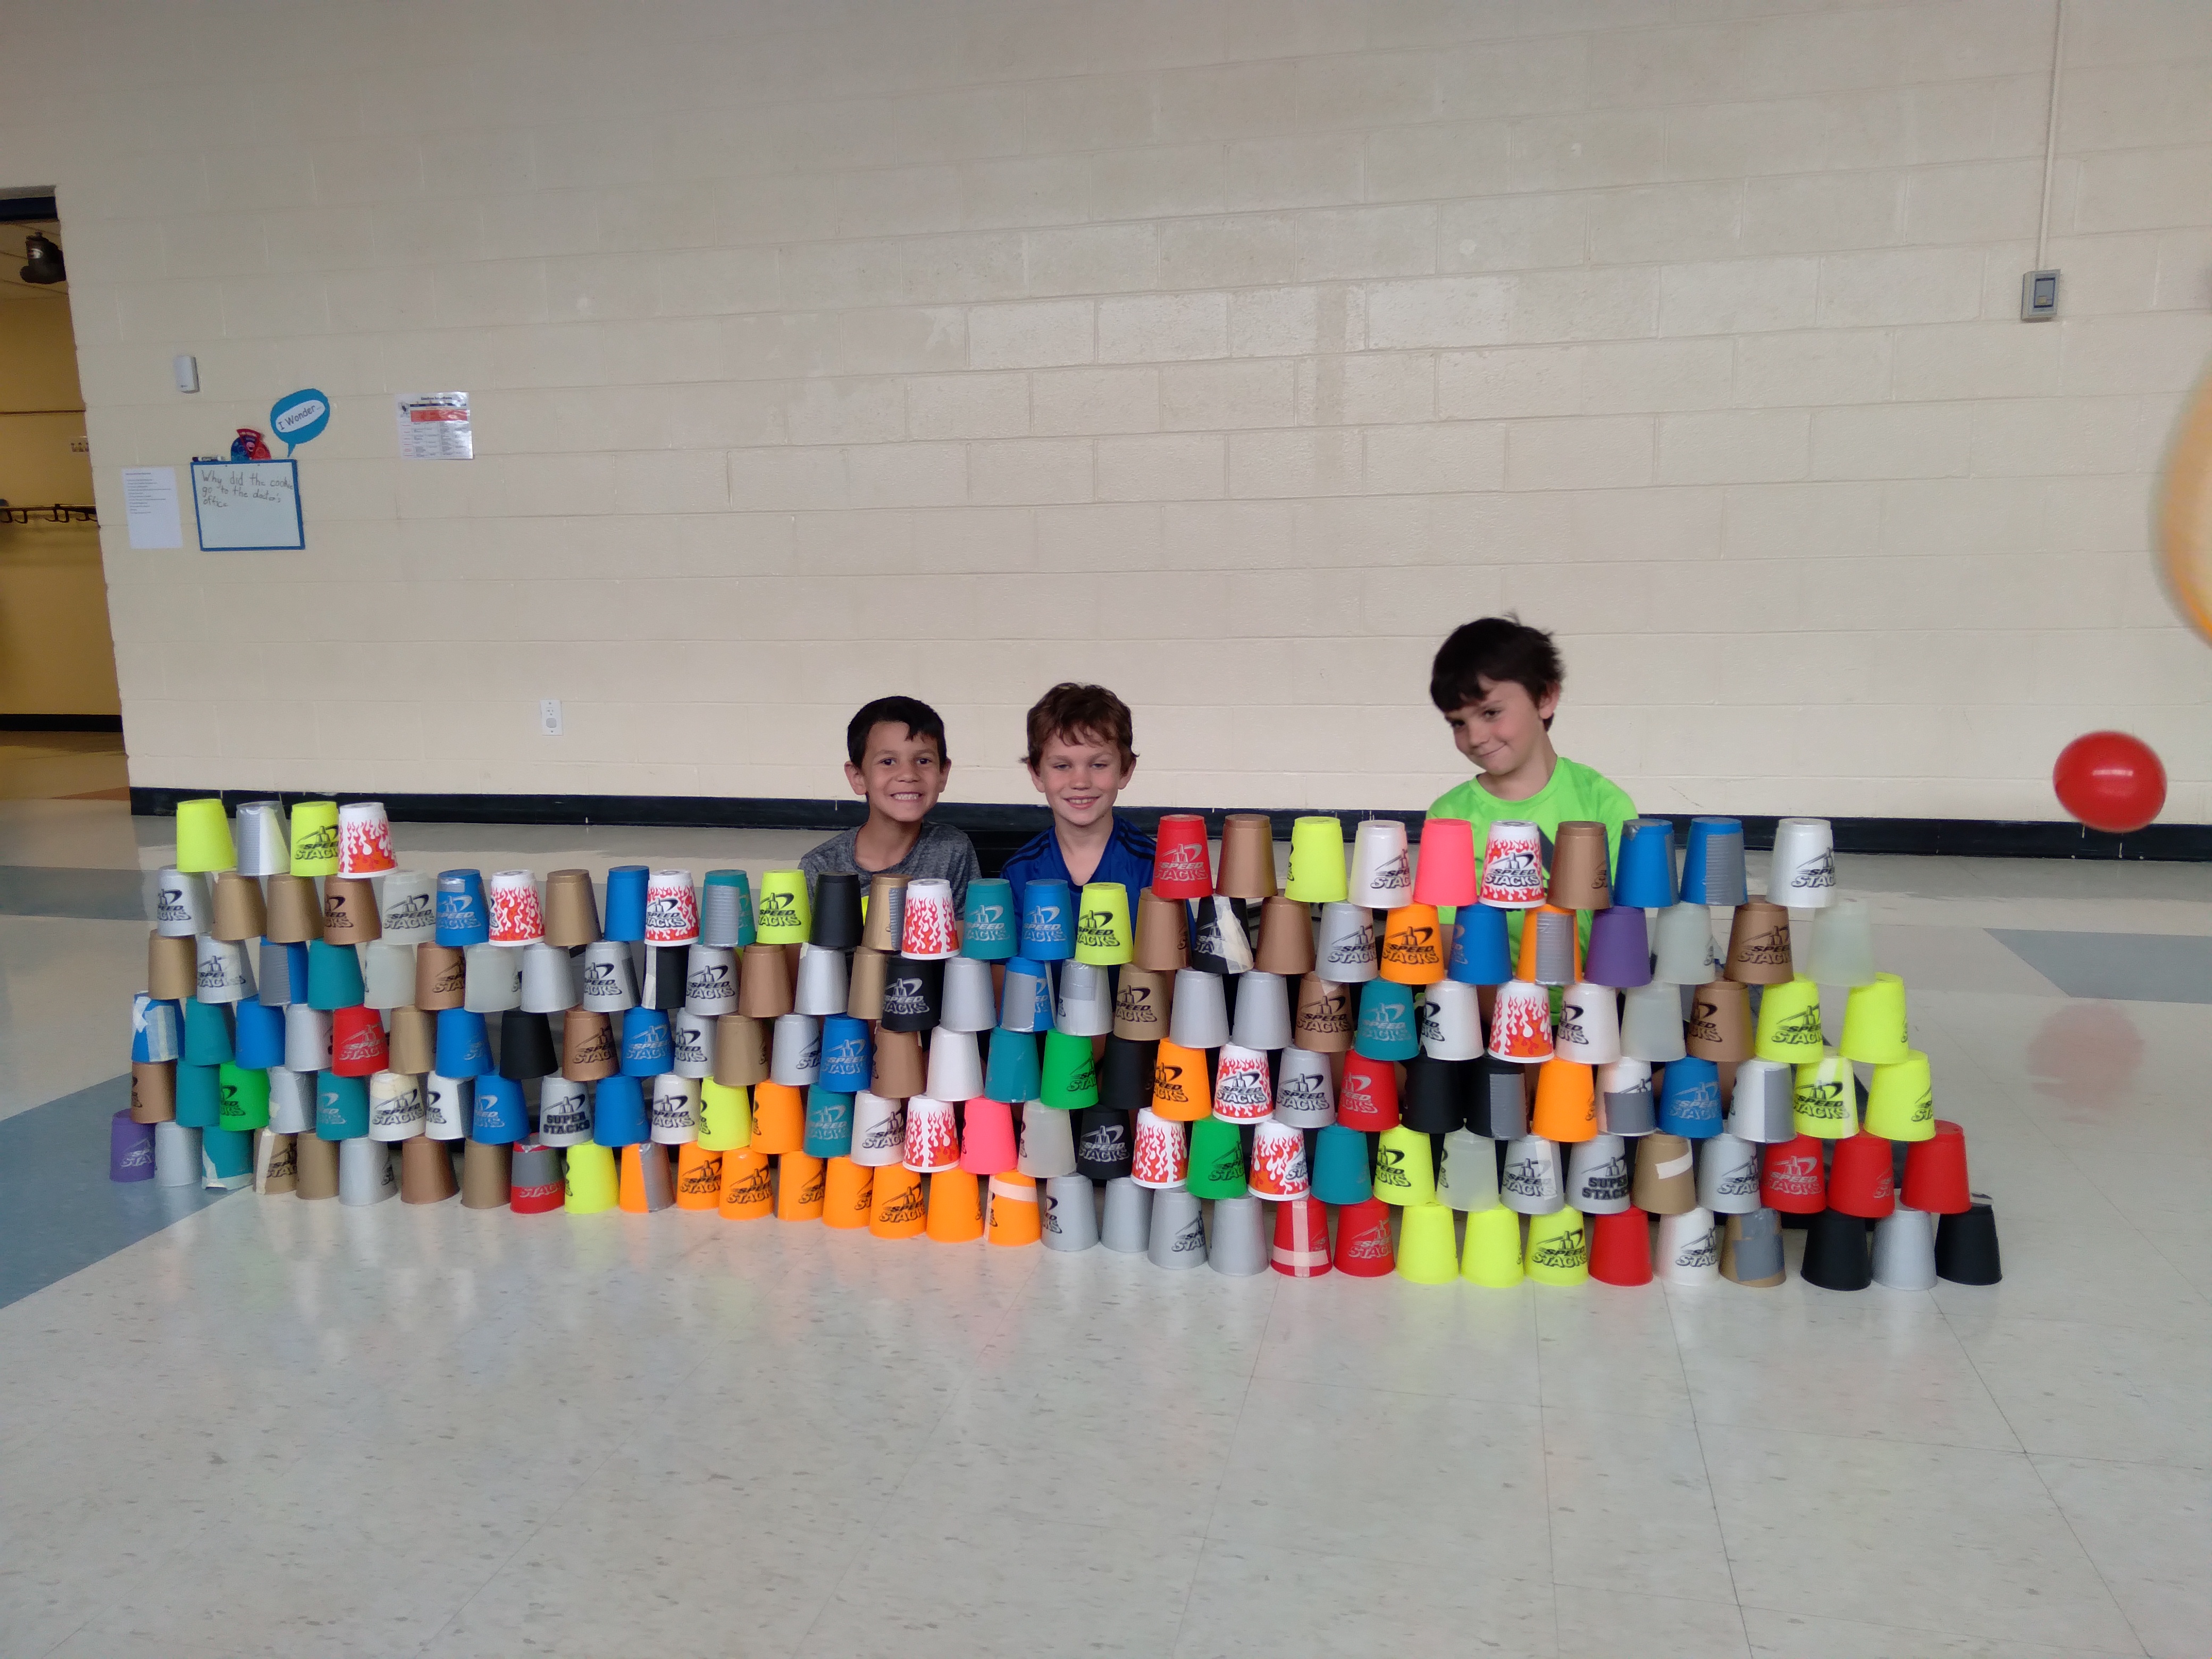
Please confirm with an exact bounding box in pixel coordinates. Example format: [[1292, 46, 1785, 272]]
[[1444, 676, 1559, 777], [1028, 730, 1133, 830], [844, 722, 948, 823]]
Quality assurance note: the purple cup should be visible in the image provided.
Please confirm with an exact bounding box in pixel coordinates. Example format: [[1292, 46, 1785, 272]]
[[110, 1108, 156, 1182], [1585, 904, 1653, 990]]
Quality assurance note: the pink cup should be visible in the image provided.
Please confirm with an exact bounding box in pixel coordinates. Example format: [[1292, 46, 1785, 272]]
[[1411, 817, 1478, 908], [957, 1097, 1017, 1175]]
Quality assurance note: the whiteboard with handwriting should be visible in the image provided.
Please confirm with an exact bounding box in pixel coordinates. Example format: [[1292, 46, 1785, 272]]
[[190, 460, 304, 551]]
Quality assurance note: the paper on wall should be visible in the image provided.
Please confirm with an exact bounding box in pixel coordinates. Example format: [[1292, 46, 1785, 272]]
[[396, 392, 472, 460], [121, 466, 182, 549]]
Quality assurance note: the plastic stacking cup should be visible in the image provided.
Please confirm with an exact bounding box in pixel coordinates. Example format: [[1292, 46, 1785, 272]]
[[1686, 979, 1750, 1062], [1349, 817, 1413, 908], [793, 944, 850, 1020], [1292, 975, 1354, 1053], [617, 1143, 673, 1213], [258, 940, 306, 1008], [556, 1009, 614, 1084], [331, 802, 393, 881], [1132, 1107, 1190, 1190], [168, 797, 236, 875], [1583, 906, 1652, 991], [590, 865, 641, 943], [1768, 817, 1837, 908], [1660, 1055, 1724, 1139], [773, 1152, 826, 1222], [1411, 817, 1478, 908], [711, 1013, 768, 1088], [733, 943, 791, 1020], [1334, 1197, 1395, 1277], [859, 874, 909, 953], [1680, 817, 1746, 907], [237, 1002, 293, 1077], [1446, 902, 1513, 986], [433, 870, 489, 949], [1719, 1208, 1786, 1286], [485, 871, 543, 948], [424, 1073, 472, 1141], [810, 873, 862, 951], [817, 1156, 870, 1228], [1180, 1116, 1244, 1199], [650, 1073, 703, 1144], [364, 1069, 421, 1142], [1036, 1028, 1097, 1111], [1555, 984, 1620, 1066], [1133, 891, 1189, 975], [1074, 882, 1134, 967], [1724, 902, 1795, 986], [846, 1091, 904, 1169], [183, 1000, 234, 1067], [1272, 1047, 1335, 1128], [359, 940, 415, 1012], [959, 878, 1016, 961], [1805, 899, 1877, 988], [1335, 1052, 1398, 1132], [232, 799, 289, 878], [330, 1006, 389, 1078], [507, 1139, 565, 1212], [1157, 970, 1221, 1051], [697, 1077, 749, 1151], [1019, 879, 1074, 962], [1150, 814, 1214, 900], [982, 1171, 1039, 1246], [1478, 820, 1546, 909], [1051, 961, 1110, 1041], [1864, 1050, 1934, 1143], [899, 1094, 959, 1175], [1391, 1201, 1456, 1284], [1532, 1059, 1597, 1143], [900, 878, 958, 960], [870, 1028, 925, 1100], [1800, 1208, 1871, 1291], [1189, 896, 1253, 976], [1839, 973, 1910, 1065], [811, 1015, 868, 1094], [1754, 977, 1824, 1063], [1215, 814, 1277, 901], [1828, 1132, 1896, 1219], [315, 1070, 370, 1141], [1515, 905, 1580, 988], [1400, 1053, 1464, 1134], [1222, 972, 1286, 1052], [1567, 1135, 1632, 1213], [472, 1071, 529, 1145], [130, 1059, 178, 1125], [175, 1061, 223, 1130], [924, 1028, 982, 1103], [1650, 904, 1716, 985], [678, 944, 736, 1018], [879, 957, 943, 1036], [1461, 1204, 1523, 1287], [1696, 1133, 1762, 1215], [1372, 1123, 1436, 1206], [1727, 1059, 1796, 1144], [1657, 1208, 1722, 1284], [1310, 1124, 1372, 1206], [616, 1007, 670, 1079], [281, 800, 337, 878], [148, 932, 196, 999], [1903, 1120, 1972, 1214], [1791, 1050, 1856, 1140], [718, 1147, 774, 1220], [590, 1074, 646, 1147], [1935, 1195, 2001, 1284], [1548, 822, 1612, 911], [1868, 1205, 1936, 1289], [1634, 1133, 1698, 1214], [1253, 896, 1314, 978], [1500, 1135, 1563, 1214], [1146, 1185, 1206, 1270], [195, 935, 256, 1004], [998, 957, 1053, 1035], [1099, 1177, 1152, 1253], [1524, 1206, 1589, 1284], [1270, 1195, 1331, 1276], [1611, 818, 1675, 909], [1313, 903, 1377, 984], [751, 1080, 806, 1155], [755, 870, 810, 947], [1077, 1108, 1130, 1177], [1488, 979, 1554, 1062], [390, 1135, 449, 1203], [701, 870, 755, 949], [155, 1120, 204, 1187], [1472, 1053, 1529, 1139], [1591, 1207, 1654, 1285], [372, 870, 433, 946], [672, 1144, 723, 1210], [1040, 1174, 1099, 1251], [1247, 1117, 1310, 1200], [1355, 980, 1419, 1062], [336, 1136, 396, 1204], [1206, 1045, 1268, 1124], [1017, 1101, 1076, 1178], [1284, 816, 1347, 904], [1138, 1039, 1200, 1121], [208, 872, 266, 944], [462, 943, 521, 1014], [1379, 903, 1445, 986], [1419, 979, 1484, 1062], [1194, 1192, 1262, 1277], [538, 1077, 593, 1147], [216, 1062, 270, 1134], [979, 1025, 1037, 1103], [1760, 1134, 1826, 1213]]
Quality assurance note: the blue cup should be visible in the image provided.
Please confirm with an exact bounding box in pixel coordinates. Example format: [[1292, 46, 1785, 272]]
[[1311, 1124, 1373, 1206], [619, 1008, 670, 1077], [803, 1088, 854, 1158], [201, 1126, 254, 1185], [961, 879, 1018, 961], [232, 999, 287, 1070], [1613, 819, 1678, 909], [1679, 817, 1746, 907], [110, 1108, 156, 1183], [592, 1074, 647, 1146], [258, 941, 307, 1008], [434, 869, 489, 946], [183, 999, 233, 1066], [471, 1072, 527, 1144], [1446, 904, 1513, 986], [1354, 980, 1419, 1062], [1658, 1056, 1723, 1138], [1019, 880, 1074, 962], [434, 1008, 491, 1079], [819, 1015, 873, 1092], [998, 958, 1054, 1034], [983, 1027, 1041, 1103], [316, 1070, 369, 1139], [131, 994, 182, 1063], [604, 866, 650, 944], [175, 1061, 222, 1129], [306, 939, 363, 1011]]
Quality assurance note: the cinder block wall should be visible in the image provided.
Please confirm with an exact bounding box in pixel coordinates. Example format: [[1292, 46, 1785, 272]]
[[11, 0, 2209, 818]]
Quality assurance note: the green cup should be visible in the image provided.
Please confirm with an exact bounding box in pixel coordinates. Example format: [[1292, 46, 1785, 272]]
[[1038, 1028, 1099, 1110], [1184, 1117, 1248, 1199]]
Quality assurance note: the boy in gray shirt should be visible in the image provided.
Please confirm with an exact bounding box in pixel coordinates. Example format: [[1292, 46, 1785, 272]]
[[800, 696, 981, 908]]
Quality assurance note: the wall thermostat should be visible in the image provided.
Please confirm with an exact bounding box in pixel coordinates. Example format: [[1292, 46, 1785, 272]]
[[2021, 270, 2060, 321]]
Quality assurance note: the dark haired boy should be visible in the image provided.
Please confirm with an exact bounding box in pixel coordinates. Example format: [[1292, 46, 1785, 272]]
[[1426, 616, 1636, 883], [1000, 683, 1155, 920], [799, 695, 981, 906]]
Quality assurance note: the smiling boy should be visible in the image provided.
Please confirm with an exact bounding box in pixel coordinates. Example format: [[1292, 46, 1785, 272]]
[[1000, 683, 1155, 920], [800, 696, 981, 907]]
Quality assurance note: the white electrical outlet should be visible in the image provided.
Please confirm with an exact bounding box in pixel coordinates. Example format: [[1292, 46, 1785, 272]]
[[540, 698, 563, 736]]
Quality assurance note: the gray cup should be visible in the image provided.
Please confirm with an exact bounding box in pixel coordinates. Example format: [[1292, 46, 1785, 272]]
[[1438, 1127, 1499, 1211], [463, 943, 522, 1013], [1229, 971, 1292, 1051], [1018, 1102, 1077, 1179], [338, 1137, 397, 1205], [1727, 1207, 1786, 1284], [701, 883, 749, 949], [1696, 1132, 1763, 1214], [361, 941, 417, 1010], [1208, 1194, 1268, 1276], [257, 939, 300, 1008], [1566, 1134, 1632, 1214], [267, 1066, 314, 1135], [233, 801, 290, 878], [520, 942, 579, 1013], [1725, 1058, 1795, 1143], [538, 1076, 592, 1146], [1100, 1176, 1152, 1253], [1042, 1174, 1099, 1251], [939, 956, 998, 1034], [378, 870, 437, 944], [577, 941, 638, 1013], [284, 1005, 332, 1073], [1872, 1204, 1937, 1290], [1147, 1185, 1208, 1270], [684, 945, 738, 1016], [155, 1121, 202, 1186], [669, 1008, 714, 1079], [1599, 1058, 1655, 1136]]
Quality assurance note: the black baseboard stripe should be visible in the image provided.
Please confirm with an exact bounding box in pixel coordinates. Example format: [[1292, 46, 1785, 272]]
[[3, 715, 124, 733], [125, 788, 2210, 862]]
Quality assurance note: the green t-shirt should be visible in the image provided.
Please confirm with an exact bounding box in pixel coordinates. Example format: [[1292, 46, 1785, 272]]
[[1426, 755, 1638, 937]]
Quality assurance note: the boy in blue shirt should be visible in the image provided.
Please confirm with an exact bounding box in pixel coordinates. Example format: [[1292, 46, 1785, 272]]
[[1000, 683, 1155, 918]]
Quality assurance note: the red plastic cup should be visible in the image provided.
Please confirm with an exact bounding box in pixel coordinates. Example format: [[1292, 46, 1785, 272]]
[[1902, 1119, 1972, 1214], [330, 1005, 389, 1077], [1589, 1206, 1654, 1286], [1335, 1053, 1400, 1132], [1760, 1133, 1827, 1214], [1151, 814, 1214, 900], [957, 1096, 1018, 1176], [1826, 1132, 1897, 1219], [1334, 1196, 1395, 1277], [1271, 1195, 1333, 1277], [1411, 817, 1479, 909]]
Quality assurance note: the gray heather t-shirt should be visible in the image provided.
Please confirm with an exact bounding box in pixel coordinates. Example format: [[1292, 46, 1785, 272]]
[[799, 820, 981, 909]]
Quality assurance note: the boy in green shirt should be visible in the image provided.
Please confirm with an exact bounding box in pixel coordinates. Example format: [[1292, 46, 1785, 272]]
[[1424, 617, 1637, 939]]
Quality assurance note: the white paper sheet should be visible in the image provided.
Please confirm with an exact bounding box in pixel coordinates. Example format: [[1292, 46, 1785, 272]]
[[121, 466, 182, 549], [396, 392, 472, 460]]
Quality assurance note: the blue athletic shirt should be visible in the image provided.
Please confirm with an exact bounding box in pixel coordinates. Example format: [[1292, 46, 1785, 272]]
[[1000, 815, 1158, 922]]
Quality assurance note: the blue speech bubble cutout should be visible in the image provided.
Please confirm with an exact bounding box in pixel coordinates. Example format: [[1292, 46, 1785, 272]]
[[269, 389, 330, 455]]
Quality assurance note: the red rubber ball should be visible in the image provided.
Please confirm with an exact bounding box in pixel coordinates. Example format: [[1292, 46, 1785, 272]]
[[2052, 731, 2167, 835]]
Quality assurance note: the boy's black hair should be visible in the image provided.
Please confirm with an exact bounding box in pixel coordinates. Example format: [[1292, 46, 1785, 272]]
[[846, 696, 949, 768], [1429, 616, 1564, 730]]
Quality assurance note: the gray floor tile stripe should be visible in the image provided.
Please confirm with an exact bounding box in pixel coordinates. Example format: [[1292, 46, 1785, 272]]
[[1989, 929, 2212, 1005], [0, 864, 150, 921]]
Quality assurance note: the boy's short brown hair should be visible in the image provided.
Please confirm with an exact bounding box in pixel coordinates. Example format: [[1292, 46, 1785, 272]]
[[1024, 683, 1137, 772]]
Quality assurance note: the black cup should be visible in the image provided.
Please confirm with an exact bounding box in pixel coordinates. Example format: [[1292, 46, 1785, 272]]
[[1098, 1034, 1158, 1112], [1935, 1194, 2002, 1285], [497, 1010, 557, 1082], [1399, 1054, 1467, 1134], [1074, 1106, 1132, 1181], [1798, 1207, 1872, 1291], [877, 955, 943, 1035], [811, 873, 863, 950]]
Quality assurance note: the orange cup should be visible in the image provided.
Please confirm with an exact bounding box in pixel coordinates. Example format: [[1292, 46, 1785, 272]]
[[776, 1152, 825, 1220], [869, 1163, 927, 1238], [823, 1155, 873, 1228], [750, 1080, 805, 1154], [1378, 903, 1445, 986], [1530, 1058, 1597, 1143], [926, 1166, 985, 1243], [674, 1143, 723, 1209], [1150, 1039, 1212, 1121], [717, 1146, 774, 1219], [987, 1173, 1041, 1246]]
